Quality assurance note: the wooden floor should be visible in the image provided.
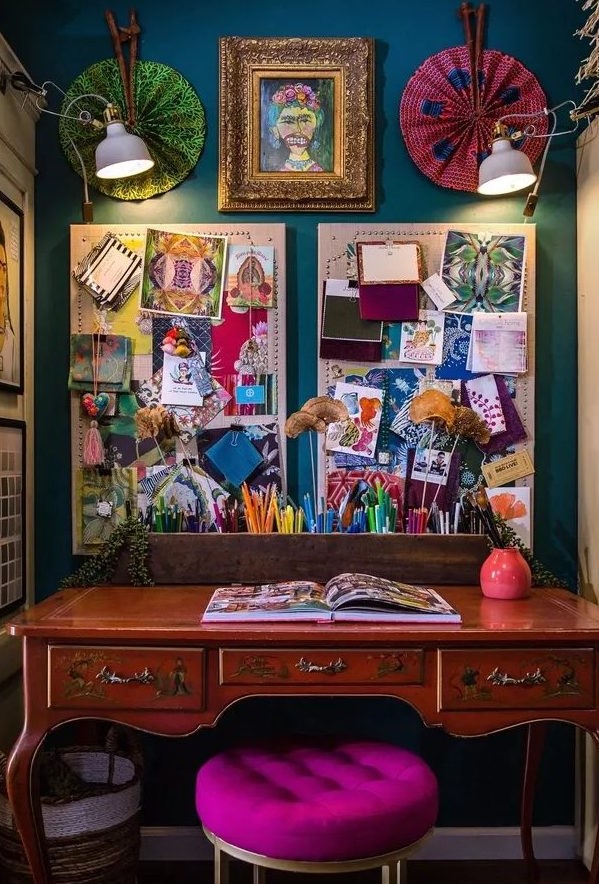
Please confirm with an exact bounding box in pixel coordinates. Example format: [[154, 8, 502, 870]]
[[138, 859, 589, 883]]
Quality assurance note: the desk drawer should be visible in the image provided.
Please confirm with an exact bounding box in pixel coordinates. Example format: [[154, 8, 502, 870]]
[[48, 646, 205, 711], [439, 648, 595, 711], [220, 648, 424, 685]]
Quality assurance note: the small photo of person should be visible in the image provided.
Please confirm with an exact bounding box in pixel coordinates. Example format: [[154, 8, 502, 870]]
[[429, 450, 448, 475]]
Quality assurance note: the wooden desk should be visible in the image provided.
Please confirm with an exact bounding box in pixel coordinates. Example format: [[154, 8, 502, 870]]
[[7, 583, 599, 884]]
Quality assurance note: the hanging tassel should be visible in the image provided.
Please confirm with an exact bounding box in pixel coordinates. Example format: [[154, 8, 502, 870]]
[[83, 420, 105, 467]]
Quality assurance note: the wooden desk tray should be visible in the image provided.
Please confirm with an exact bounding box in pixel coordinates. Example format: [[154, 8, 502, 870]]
[[112, 533, 489, 586]]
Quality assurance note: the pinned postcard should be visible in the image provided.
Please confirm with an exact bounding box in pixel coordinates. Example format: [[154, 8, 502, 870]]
[[226, 244, 275, 309], [441, 230, 526, 313], [140, 229, 227, 318], [398, 311, 445, 365], [325, 381, 384, 459]]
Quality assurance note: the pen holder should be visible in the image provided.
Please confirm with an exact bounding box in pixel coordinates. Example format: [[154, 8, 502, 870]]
[[479, 547, 531, 600]]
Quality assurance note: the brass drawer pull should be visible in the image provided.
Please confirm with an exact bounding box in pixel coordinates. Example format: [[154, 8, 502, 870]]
[[486, 666, 546, 687], [295, 656, 348, 674], [96, 664, 156, 685]]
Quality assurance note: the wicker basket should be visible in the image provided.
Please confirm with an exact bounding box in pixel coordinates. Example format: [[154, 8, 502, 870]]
[[0, 726, 142, 884]]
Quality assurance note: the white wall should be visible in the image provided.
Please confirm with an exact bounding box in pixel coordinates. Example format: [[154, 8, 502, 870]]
[[576, 115, 599, 868]]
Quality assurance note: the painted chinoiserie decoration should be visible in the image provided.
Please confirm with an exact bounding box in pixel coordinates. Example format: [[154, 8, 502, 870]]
[[479, 546, 532, 600]]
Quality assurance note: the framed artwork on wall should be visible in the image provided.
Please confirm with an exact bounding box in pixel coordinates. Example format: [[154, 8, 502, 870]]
[[0, 418, 25, 617], [218, 37, 375, 212], [0, 190, 24, 393]]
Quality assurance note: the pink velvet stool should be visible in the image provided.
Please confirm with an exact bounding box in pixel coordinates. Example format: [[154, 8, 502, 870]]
[[195, 737, 438, 884]]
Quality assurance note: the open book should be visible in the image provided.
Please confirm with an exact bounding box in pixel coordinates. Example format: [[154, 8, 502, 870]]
[[202, 572, 461, 623]]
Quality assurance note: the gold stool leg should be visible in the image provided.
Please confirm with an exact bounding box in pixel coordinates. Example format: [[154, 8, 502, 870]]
[[213, 841, 230, 884], [381, 858, 404, 884], [252, 865, 266, 884]]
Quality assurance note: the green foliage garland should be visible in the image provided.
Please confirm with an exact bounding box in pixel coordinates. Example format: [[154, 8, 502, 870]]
[[493, 514, 570, 589], [60, 518, 154, 588]]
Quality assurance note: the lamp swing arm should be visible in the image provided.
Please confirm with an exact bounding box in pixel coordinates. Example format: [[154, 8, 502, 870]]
[[495, 100, 579, 141]]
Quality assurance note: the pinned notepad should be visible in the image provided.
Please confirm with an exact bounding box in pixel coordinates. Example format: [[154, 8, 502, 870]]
[[356, 240, 422, 321]]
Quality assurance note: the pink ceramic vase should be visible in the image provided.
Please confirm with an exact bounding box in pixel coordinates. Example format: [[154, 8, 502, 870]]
[[479, 547, 532, 600]]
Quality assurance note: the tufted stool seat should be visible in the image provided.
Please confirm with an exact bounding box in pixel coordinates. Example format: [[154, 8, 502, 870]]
[[195, 737, 438, 883]]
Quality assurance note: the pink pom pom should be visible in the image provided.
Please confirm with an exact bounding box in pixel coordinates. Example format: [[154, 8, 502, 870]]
[[83, 421, 105, 467]]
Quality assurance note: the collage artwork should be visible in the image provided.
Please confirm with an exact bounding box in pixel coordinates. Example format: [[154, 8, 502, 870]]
[[69, 224, 532, 549], [70, 228, 283, 547]]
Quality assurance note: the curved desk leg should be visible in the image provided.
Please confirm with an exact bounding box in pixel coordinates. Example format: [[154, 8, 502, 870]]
[[521, 721, 547, 882], [6, 725, 50, 884]]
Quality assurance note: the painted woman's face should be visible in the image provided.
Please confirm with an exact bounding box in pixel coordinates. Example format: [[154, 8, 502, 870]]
[[274, 106, 317, 151]]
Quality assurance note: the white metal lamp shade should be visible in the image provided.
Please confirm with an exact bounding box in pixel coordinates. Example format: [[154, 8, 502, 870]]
[[477, 136, 537, 195], [95, 120, 154, 180]]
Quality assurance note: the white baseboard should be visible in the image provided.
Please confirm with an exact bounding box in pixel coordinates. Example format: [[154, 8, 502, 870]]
[[140, 825, 578, 863]]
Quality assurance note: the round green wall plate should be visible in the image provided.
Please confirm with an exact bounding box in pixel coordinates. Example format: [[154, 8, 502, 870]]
[[58, 58, 206, 200]]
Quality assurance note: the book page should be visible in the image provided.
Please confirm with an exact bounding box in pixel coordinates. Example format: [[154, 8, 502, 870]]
[[324, 572, 452, 613], [203, 581, 329, 620]]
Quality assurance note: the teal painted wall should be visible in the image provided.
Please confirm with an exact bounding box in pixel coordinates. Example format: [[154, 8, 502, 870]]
[[0, 0, 584, 829]]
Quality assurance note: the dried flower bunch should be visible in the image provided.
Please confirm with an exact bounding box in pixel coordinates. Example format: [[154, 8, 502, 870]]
[[409, 389, 491, 446], [409, 389, 455, 429], [284, 396, 348, 438], [135, 405, 180, 441]]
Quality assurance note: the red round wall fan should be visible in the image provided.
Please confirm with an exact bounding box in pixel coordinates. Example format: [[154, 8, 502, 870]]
[[399, 5, 548, 192]]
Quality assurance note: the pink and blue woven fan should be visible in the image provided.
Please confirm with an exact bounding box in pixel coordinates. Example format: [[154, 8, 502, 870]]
[[399, 4, 548, 192]]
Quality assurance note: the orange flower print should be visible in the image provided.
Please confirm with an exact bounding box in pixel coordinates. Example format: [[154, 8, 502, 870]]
[[489, 492, 527, 520]]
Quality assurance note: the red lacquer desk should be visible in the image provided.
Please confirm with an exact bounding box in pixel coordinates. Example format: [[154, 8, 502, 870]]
[[7, 583, 599, 884]]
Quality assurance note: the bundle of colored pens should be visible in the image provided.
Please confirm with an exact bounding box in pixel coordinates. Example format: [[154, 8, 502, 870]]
[[338, 480, 399, 534], [362, 481, 398, 533], [405, 507, 428, 534], [241, 483, 305, 534], [303, 492, 335, 533]]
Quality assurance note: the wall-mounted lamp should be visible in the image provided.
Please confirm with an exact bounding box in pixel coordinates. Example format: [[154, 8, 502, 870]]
[[477, 100, 581, 216], [3, 71, 154, 221]]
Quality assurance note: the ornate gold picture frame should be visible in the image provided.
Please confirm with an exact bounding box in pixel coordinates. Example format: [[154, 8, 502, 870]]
[[218, 37, 375, 212]]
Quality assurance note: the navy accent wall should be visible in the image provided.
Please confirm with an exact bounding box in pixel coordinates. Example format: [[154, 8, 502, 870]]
[[0, 0, 584, 828]]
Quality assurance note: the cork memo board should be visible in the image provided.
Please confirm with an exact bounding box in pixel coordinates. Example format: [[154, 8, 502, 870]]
[[69, 223, 286, 553], [317, 222, 536, 539]]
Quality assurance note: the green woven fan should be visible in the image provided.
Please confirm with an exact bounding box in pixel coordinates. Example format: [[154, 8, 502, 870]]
[[58, 58, 206, 200]]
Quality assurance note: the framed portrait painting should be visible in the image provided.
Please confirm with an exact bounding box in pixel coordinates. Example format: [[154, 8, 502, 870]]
[[0, 191, 24, 393], [219, 37, 375, 211], [0, 418, 26, 617]]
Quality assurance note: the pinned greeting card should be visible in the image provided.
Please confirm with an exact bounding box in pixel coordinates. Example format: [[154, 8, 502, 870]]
[[463, 374, 506, 436], [226, 244, 275, 309], [325, 381, 384, 459], [397, 311, 445, 365], [487, 486, 531, 548], [161, 352, 205, 406]]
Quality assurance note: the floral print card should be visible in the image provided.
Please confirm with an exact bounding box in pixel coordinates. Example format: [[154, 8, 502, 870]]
[[487, 486, 531, 548], [325, 381, 384, 459]]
